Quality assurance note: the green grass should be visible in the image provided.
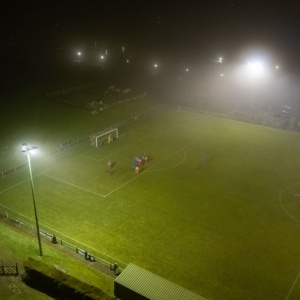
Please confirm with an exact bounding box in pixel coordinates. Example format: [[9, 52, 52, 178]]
[[0, 221, 114, 299], [2, 95, 300, 299]]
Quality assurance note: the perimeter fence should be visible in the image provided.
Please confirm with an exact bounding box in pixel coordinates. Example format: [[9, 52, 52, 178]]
[[0, 102, 159, 179], [183, 105, 298, 131], [0, 103, 162, 276], [0, 210, 125, 275]]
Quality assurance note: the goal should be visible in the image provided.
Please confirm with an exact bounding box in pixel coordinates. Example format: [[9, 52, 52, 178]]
[[95, 128, 118, 147]]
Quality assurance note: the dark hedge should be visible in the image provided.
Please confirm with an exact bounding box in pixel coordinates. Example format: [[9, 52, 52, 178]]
[[22, 257, 113, 300]]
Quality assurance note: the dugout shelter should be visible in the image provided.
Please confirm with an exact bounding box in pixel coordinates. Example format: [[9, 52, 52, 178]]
[[114, 263, 207, 300]]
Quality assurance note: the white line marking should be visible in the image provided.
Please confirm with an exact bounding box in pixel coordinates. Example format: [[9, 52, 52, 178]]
[[104, 148, 187, 197], [40, 223, 128, 265], [147, 149, 187, 172], [104, 136, 203, 197], [81, 155, 102, 162], [41, 173, 106, 198], [286, 270, 300, 300], [0, 204, 32, 221], [0, 148, 94, 195], [104, 175, 140, 197], [279, 183, 300, 224], [0, 179, 29, 194], [0, 204, 128, 265], [0, 126, 203, 266], [0, 138, 144, 195], [81, 137, 146, 162]]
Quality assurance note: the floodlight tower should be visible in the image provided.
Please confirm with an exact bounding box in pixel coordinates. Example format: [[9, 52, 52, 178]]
[[22, 143, 43, 256]]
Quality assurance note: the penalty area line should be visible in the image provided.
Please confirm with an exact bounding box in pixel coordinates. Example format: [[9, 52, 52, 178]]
[[0, 148, 95, 195], [104, 135, 204, 197], [41, 173, 106, 198], [104, 148, 187, 197], [104, 176, 139, 198]]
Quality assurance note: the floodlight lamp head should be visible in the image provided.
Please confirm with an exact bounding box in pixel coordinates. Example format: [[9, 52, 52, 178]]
[[21, 143, 28, 152], [22, 143, 38, 153]]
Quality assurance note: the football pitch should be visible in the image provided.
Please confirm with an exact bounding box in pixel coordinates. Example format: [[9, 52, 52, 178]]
[[1, 107, 300, 299]]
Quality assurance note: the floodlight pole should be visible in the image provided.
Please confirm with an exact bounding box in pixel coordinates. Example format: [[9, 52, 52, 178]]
[[23, 145, 43, 256]]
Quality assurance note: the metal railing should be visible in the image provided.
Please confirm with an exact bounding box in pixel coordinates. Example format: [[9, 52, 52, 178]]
[[0, 211, 125, 275], [0, 260, 18, 276]]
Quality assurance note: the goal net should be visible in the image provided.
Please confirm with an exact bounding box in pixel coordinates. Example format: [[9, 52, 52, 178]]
[[94, 128, 118, 147]]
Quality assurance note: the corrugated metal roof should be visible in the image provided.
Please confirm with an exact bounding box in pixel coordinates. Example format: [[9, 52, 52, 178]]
[[115, 263, 208, 300]]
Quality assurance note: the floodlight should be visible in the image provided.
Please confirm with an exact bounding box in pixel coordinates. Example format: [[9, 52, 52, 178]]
[[247, 61, 264, 75], [21, 143, 28, 152], [212, 57, 224, 64], [22, 143, 43, 256]]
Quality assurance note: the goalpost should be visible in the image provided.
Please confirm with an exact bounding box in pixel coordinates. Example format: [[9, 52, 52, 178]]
[[95, 128, 118, 147]]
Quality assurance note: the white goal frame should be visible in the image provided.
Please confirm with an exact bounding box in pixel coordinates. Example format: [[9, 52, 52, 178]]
[[95, 128, 118, 147]]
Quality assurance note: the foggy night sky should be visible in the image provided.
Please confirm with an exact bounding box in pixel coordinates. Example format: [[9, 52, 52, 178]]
[[0, 1, 300, 147], [1, 1, 300, 71]]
